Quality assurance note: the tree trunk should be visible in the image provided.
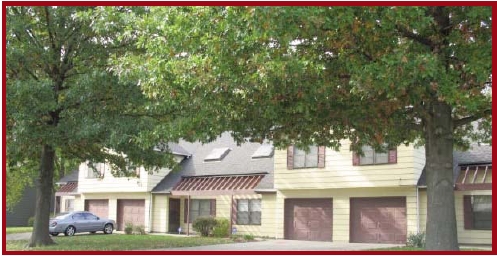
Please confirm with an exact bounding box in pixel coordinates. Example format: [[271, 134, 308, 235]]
[[29, 145, 56, 247], [424, 101, 459, 250]]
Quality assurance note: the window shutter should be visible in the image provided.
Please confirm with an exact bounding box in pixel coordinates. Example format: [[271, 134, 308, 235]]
[[317, 146, 326, 168], [184, 199, 189, 224], [352, 153, 360, 166], [463, 195, 474, 230], [287, 146, 294, 170], [232, 199, 238, 225], [210, 199, 216, 217], [388, 148, 397, 164]]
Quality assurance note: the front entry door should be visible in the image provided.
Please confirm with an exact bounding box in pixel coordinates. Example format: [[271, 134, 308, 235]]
[[168, 198, 181, 233]]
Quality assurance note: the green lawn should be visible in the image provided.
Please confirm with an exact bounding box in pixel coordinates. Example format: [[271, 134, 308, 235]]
[[6, 227, 33, 234], [6, 233, 234, 251]]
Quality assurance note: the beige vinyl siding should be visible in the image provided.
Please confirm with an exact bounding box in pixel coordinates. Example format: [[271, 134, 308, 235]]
[[275, 187, 418, 242], [275, 140, 425, 189], [78, 192, 151, 232], [73, 195, 84, 213], [78, 162, 172, 193], [177, 194, 274, 237], [418, 190, 492, 245], [151, 195, 168, 233]]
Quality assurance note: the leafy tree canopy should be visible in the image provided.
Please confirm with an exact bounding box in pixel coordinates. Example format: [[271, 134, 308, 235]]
[[113, 6, 491, 151]]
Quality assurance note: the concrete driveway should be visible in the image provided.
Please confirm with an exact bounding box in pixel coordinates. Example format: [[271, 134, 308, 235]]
[[7, 232, 399, 251], [156, 239, 402, 251]]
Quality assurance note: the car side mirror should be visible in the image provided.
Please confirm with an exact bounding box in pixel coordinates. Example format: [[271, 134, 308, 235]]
[[97, 217, 100, 220]]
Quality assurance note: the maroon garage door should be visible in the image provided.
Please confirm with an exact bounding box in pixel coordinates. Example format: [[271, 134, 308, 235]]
[[84, 199, 109, 218], [350, 197, 407, 244], [117, 199, 145, 231], [284, 198, 333, 241]]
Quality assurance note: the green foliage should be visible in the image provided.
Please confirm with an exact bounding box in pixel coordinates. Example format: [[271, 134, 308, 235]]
[[211, 218, 230, 238], [27, 217, 35, 227], [407, 232, 426, 248], [133, 225, 147, 235], [124, 223, 134, 235], [243, 234, 255, 241], [192, 217, 217, 237], [115, 6, 491, 150]]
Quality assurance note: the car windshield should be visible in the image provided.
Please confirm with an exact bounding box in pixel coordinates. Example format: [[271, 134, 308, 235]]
[[54, 212, 71, 220]]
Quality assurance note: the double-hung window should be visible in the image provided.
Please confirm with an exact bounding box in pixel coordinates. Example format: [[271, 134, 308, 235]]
[[184, 199, 216, 223], [359, 146, 389, 165], [293, 146, 318, 168], [464, 195, 492, 230], [236, 199, 261, 225], [353, 145, 397, 166]]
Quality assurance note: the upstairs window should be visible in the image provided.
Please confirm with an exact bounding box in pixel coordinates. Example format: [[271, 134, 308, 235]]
[[353, 146, 397, 166], [87, 162, 105, 178], [287, 145, 325, 169]]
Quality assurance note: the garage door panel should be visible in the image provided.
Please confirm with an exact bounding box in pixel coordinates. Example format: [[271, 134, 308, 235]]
[[85, 200, 109, 218], [117, 199, 145, 231], [350, 197, 406, 244], [285, 198, 332, 242]]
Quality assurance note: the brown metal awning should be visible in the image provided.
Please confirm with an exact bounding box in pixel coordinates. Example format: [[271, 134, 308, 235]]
[[455, 164, 492, 191], [171, 173, 265, 196], [55, 181, 78, 196]]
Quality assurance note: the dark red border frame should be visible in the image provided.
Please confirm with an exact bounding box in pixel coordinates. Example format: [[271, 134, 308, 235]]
[[2, 1, 496, 255]]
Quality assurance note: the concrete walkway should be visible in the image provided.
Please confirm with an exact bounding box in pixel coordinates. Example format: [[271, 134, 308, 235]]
[[5, 232, 31, 241]]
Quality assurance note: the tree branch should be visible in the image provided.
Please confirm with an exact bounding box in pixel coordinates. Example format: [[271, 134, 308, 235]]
[[453, 109, 492, 128], [396, 24, 434, 49]]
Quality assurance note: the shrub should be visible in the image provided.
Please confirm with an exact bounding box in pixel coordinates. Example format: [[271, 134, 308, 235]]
[[27, 217, 35, 227], [243, 234, 255, 241], [124, 223, 134, 235], [212, 218, 230, 238], [406, 232, 425, 248], [133, 225, 146, 235], [192, 216, 217, 237]]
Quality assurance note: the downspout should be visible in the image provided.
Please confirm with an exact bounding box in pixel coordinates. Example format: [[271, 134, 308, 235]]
[[187, 194, 190, 236], [416, 186, 420, 233], [230, 193, 233, 238], [149, 193, 153, 233]]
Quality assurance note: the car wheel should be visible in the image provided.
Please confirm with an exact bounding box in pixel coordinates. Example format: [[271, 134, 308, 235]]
[[64, 226, 76, 236], [50, 232, 59, 236], [103, 223, 113, 234]]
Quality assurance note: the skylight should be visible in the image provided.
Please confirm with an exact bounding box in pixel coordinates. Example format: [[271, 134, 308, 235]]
[[252, 145, 274, 159], [204, 147, 231, 162]]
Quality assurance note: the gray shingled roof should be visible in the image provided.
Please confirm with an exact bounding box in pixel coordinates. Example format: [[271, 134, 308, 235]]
[[154, 143, 191, 156], [417, 143, 492, 186], [56, 169, 79, 184], [152, 132, 274, 193]]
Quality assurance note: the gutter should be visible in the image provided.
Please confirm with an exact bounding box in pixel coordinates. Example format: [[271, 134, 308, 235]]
[[254, 189, 277, 194]]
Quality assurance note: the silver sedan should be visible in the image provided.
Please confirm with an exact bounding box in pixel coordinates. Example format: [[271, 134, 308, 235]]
[[49, 211, 115, 236]]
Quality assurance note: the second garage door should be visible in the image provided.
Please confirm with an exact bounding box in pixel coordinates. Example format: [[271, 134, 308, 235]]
[[84, 199, 109, 218], [350, 197, 407, 244], [117, 199, 145, 231], [284, 198, 333, 241]]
